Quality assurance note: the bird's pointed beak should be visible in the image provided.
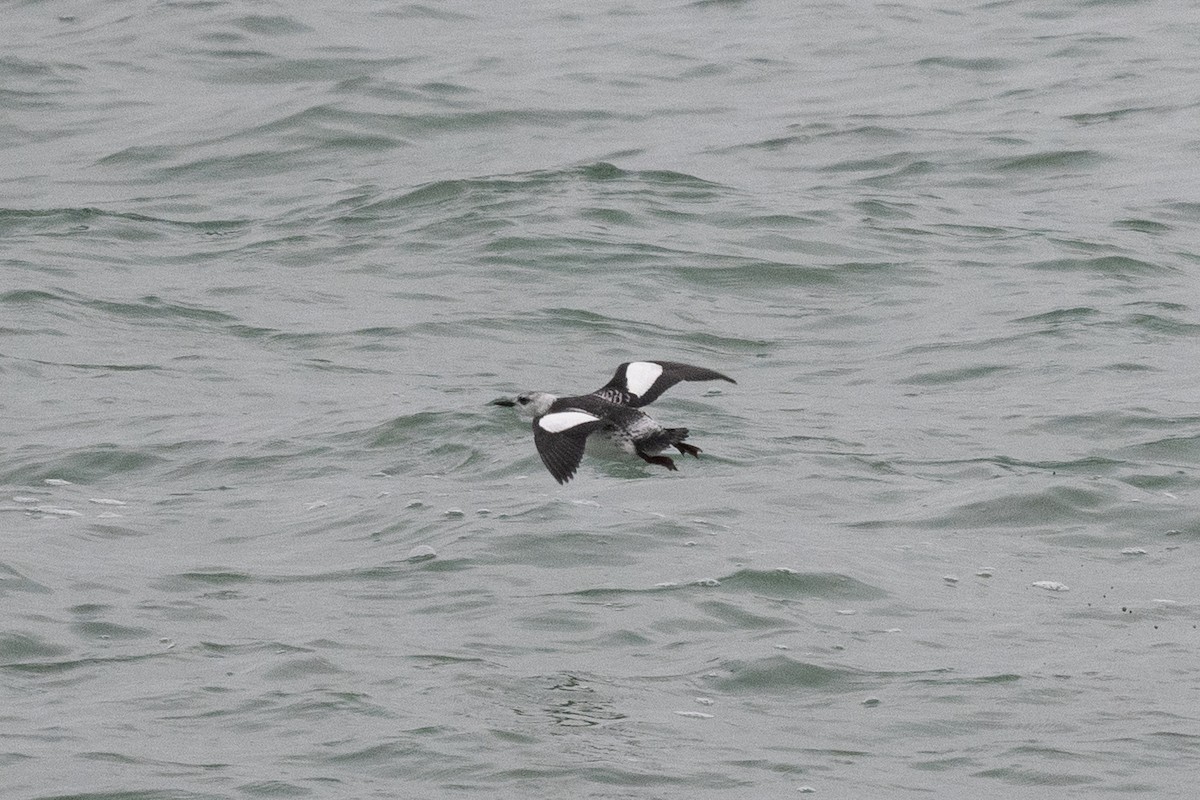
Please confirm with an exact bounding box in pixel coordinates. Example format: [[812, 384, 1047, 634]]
[[490, 397, 516, 407]]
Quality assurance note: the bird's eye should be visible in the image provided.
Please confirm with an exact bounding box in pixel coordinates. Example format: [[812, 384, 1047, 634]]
[[518, 397, 529, 405]]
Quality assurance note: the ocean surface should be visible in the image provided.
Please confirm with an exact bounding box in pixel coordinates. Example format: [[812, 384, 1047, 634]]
[[4, 1, 1200, 797]]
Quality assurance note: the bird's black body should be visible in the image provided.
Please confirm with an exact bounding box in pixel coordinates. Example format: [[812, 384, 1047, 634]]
[[492, 360, 735, 484]]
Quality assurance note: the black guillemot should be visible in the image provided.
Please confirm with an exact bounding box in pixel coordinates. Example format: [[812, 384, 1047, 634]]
[[491, 360, 736, 484]]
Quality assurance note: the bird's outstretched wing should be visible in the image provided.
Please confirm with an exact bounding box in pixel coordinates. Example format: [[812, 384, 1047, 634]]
[[592, 361, 736, 408], [531, 410, 607, 484]]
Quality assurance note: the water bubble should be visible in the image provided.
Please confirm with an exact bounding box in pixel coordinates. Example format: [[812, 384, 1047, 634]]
[[406, 545, 437, 562], [35, 507, 81, 517]]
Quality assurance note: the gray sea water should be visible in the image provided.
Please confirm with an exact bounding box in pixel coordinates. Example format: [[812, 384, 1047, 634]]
[[5, 1, 1200, 797]]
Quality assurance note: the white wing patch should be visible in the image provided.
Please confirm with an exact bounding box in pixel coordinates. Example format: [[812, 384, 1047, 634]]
[[537, 410, 601, 433], [624, 361, 663, 398]]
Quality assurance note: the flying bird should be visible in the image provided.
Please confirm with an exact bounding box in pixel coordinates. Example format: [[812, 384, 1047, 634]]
[[491, 360, 735, 484]]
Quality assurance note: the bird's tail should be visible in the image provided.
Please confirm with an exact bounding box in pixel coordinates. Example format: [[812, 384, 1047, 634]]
[[665, 427, 702, 458], [635, 427, 702, 470]]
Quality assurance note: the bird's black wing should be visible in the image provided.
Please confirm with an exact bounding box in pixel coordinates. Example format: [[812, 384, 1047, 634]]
[[531, 407, 608, 484], [592, 360, 736, 408]]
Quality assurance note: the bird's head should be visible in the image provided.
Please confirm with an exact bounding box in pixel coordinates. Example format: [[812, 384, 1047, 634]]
[[489, 391, 557, 419]]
